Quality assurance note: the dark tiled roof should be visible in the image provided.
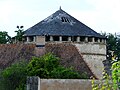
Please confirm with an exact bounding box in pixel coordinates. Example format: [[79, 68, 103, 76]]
[[24, 9, 105, 38]]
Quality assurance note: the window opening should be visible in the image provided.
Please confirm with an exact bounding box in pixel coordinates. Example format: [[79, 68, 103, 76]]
[[88, 37, 92, 42], [72, 36, 77, 42], [61, 17, 70, 23], [45, 36, 50, 41], [100, 38, 102, 42], [95, 38, 98, 42], [80, 36, 85, 42], [53, 36, 59, 41], [29, 36, 34, 42], [62, 36, 68, 41]]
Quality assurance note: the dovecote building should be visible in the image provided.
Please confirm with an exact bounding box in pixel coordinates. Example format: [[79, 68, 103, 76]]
[[24, 8, 106, 79]]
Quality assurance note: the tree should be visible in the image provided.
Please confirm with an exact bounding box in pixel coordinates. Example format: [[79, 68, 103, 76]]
[[116, 35, 120, 60], [101, 32, 120, 61], [106, 33, 120, 61], [15, 26, 24, 42], [106, 33, 117, 60], [0, 31, 12, 44]]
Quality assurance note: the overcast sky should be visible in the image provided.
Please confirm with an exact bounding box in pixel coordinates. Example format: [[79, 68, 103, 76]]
[[0, 0, 120, 36]]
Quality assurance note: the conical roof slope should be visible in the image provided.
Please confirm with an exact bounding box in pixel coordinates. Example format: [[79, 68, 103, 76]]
[[24, 8, 105, 38]]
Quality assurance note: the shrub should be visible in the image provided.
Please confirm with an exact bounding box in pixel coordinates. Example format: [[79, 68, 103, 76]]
[[50, 66, 82, 79], [27, 53, 87, 79], [0, 61, 27, 90]]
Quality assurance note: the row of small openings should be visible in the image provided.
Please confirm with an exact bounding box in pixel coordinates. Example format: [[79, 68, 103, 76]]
[[81, 36, 103, 42], [24, 36, 34, 42], [61, 17, 70, 23], [45, 36, 77, 41], [45, 36, 104, 43], [88, 37, 92, 42]]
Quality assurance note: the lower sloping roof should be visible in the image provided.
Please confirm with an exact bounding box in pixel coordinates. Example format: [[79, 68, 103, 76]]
[[0, 43, 96, 78], [45, 43, 96, 78], [0, 44, 36, 69]]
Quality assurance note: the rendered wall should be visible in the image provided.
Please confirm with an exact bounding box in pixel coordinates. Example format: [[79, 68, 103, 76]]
[[40, 79, 93, 90], [36, 36, 45, 45], [75, 43, 106, 55], [27, 77, 113, 90], [75, 43, 106, 79], [26, 77, 95, 90]]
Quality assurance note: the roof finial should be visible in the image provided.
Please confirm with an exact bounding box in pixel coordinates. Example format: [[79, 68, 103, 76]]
[[59, 6, 62, 10]]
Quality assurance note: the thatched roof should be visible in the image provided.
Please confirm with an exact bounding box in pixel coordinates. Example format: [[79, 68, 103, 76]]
[[0, 43, 96, 78], [45, 43, 96, 78], [0, 44, 36, 69]]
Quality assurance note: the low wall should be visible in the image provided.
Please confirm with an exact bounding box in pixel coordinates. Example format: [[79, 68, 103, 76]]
[[41, 79, 93, 90], [27, 77, 98, 90]]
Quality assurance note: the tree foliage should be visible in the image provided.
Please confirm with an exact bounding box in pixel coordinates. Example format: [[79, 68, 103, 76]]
[[0, 53, 88, 90], [0, 31, 12, 44], [101, 33, 120, 61], [15, 26, 24, 42], [0, 61, 27, 90], [27, 53, 87, 79]]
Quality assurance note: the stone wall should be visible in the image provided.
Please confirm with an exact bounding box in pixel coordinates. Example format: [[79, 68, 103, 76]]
[[82, 55, 105, 79], [27, 76, 40, 90], [36, 36, 45, 45], [27, 77, 100, 90], [40, 79, 93, 90], [75, 43, 106, 79], [75, 43, 106, 55]]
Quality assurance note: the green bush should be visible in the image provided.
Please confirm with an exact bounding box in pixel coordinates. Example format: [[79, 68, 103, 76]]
[[27, 53, 87, 79], [0, 61, 27, 90], [50, 66, 84, 79], [27, 53, 59, 78]]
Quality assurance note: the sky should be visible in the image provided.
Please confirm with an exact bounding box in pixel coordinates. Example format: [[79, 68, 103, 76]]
[[0, 0, 120, 36]]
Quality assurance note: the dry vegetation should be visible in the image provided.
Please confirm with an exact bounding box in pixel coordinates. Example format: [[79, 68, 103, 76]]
[[0, 43, 95, 78], [45, 43, 95, 78], [0, 44, 36, 69]]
